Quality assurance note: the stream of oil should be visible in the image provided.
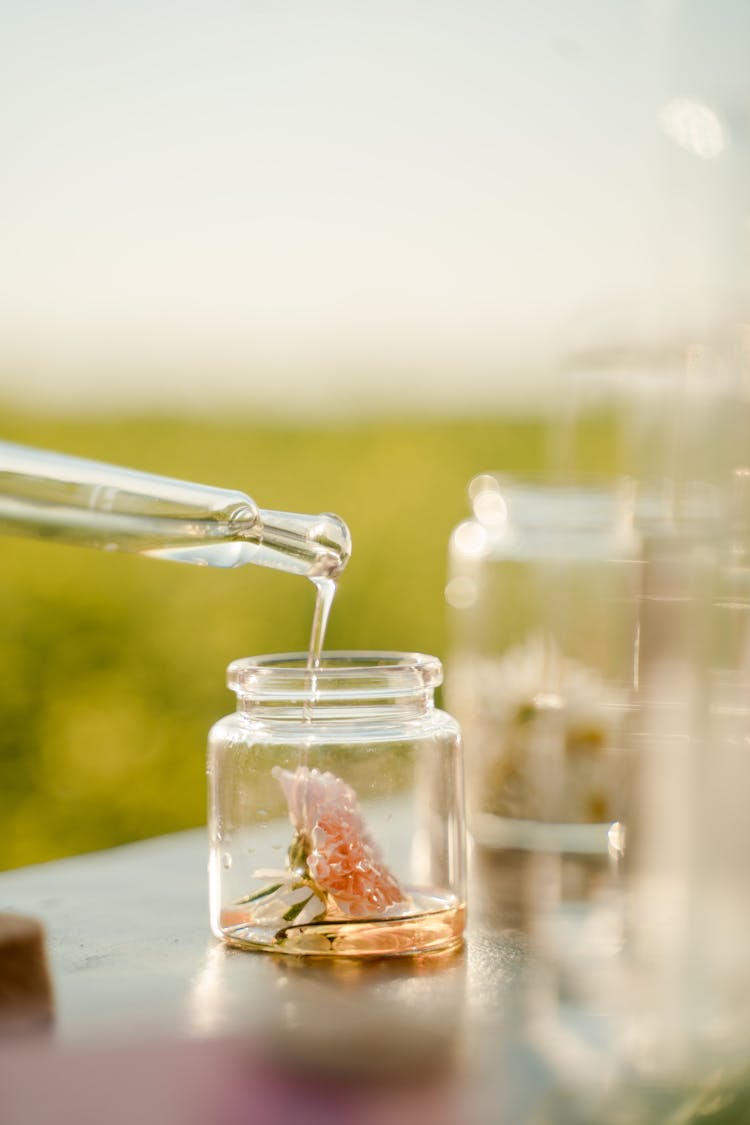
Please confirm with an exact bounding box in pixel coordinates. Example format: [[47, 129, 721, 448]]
[[298, 576, 337, 766], [307, 576, 337, 672]]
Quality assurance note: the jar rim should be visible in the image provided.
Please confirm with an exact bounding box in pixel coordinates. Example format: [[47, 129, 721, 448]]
[[467, 472, 637, 529], [227, 650, 443, 701]]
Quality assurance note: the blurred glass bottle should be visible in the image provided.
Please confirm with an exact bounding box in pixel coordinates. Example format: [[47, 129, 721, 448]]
[[617, 472, 750, 1093]]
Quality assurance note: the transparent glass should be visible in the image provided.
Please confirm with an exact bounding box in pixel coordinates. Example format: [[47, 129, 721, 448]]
[[616, 500, 750, 1084], [0, 440, 351, 578], [207, 652, 466, 957], [445, 475, 640, 854]]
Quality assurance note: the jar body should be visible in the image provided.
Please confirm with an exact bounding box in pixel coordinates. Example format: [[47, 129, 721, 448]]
[[208, 653, 466, 956], [445, 476, 640, 854]]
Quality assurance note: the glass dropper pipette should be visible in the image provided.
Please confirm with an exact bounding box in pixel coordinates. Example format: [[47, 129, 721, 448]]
[[0, 441, 351, 579]]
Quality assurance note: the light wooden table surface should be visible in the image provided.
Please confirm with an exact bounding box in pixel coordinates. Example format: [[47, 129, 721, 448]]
[[4, 832, 740, 1123], [0, 829, 549, 1123], [0, 828, 527, 1041]]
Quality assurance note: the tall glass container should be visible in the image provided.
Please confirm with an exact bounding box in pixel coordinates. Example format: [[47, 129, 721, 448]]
[[615, 487, 750, 1094], [445, 475, 640, 855], [208, 652, 466, 957]]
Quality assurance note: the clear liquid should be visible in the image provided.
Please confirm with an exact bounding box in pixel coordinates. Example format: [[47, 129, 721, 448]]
[[298, 576, 337, 765], [220, 891, 464, 957], [307, 576, 337, 671]]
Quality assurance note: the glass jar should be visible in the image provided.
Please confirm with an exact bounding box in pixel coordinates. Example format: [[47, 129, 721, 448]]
[[208, 651, 466, 957], [445, 475, 640, 855]]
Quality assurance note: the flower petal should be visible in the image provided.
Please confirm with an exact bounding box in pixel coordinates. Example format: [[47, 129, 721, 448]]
[[273, 764, 408, 918]]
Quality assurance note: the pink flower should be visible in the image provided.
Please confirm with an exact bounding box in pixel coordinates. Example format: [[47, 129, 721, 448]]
[[272, 765, 407, 917]]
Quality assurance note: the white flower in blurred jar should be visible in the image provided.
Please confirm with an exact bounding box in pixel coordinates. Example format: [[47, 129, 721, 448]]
[[472, 632, 627, 823]]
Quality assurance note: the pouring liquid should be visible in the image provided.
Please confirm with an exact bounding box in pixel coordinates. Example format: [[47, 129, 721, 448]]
[[298, 576, 337, 770], [307, 576, 337, 671]]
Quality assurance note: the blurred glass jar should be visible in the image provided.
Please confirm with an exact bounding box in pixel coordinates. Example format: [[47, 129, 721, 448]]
[[208, 652, 466, 957], [445, 475, 640, 855]]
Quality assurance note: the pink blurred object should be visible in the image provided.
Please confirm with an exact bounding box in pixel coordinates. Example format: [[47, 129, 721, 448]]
[[0, 1034, 464, 1125]]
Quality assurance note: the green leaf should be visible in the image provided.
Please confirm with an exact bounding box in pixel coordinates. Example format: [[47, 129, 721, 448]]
[[281, 893, 313, 924], [234, 882, 283, 905]]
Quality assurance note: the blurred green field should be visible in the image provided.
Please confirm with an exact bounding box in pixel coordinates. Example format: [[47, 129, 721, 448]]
[[0, 404, 615, 870]]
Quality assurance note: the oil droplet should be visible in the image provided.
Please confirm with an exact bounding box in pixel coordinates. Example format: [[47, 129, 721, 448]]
[[221, 852, 232, 870]]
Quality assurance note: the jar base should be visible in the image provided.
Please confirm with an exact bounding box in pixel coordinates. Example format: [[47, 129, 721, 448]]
[[217, 889, 465, 957]]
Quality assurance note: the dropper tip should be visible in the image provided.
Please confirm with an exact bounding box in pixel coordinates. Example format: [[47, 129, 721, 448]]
[[310, 513, 352, 578]]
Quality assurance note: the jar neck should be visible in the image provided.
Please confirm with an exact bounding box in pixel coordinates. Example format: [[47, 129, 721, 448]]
[[226, 651, 443, 721], [236, 693, 435, 721]]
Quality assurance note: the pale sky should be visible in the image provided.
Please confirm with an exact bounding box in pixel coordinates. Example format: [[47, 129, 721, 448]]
[[0, 1, 747, 414]]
